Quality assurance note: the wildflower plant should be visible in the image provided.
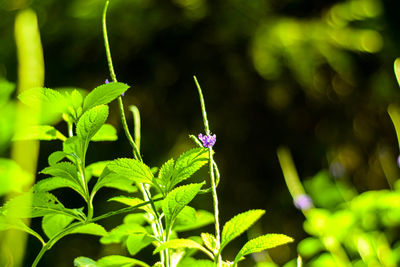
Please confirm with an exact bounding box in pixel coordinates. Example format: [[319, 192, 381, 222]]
[[0, 1, 293, 266]]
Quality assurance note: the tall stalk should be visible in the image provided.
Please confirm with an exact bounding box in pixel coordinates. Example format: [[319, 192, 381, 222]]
[[193, 76, 222, 267]]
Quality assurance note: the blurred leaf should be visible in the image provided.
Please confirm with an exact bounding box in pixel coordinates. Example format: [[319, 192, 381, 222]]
[[174, 208, 214, 232], [178, 257, 214, 267], [74, 256, 98, 267], [0, 216, 44, 245], [201, 232, 217, 254], [297, 237, 324, 258], [71, 223, 107, 237], [0, 79, 15, 106], [309, 253, 336, 267], [13, 125, 66, 141], [126, 233, 154, 256], [153, 238, 211, 257], [83, 82, 129, 112], [96, 255, 149, 267], [234, 234, 294, 264], [0, 158, 32, 196], [221, 209, 265, 250], [91, 124, 117, 141], [42, 213, 74, 239], [87, 161, 111, 177]]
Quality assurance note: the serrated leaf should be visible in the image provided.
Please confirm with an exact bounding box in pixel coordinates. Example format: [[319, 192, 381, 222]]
[[153, 238, 212, 259], [13, 125, 66, 141], [34, 177, 85, 199], [0, 191, 83, 220], [77, 105, 109, 155], [83, 82, 129, 112], [70, 223, 107, 236], [201, 233, 218, 254], [92, 124, 117, 141], [0, 216, 44, 245], [48, 151, 70, 166], [42, 213, 74, 239], [63, 136, 82, 161], [234, 234, 294, 264], [93, 171, 137, 194], [107, 158, 154, 185], [108, 196, 149, 213], [162, 183, 203, 232], [41, 162, 80, 184], [74, 256, 98, 267], [97, 255, 149, 267], [221, 209, 265, 251], [166, 148, 208, 191], [174, 209, 214, 232], [158, 158, 174, 189]]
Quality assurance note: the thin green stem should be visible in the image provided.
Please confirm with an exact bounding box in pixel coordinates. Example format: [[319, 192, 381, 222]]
[[31, 244, 48, 267], [102, 0, 142, 161], [194, 76, 222, 267]]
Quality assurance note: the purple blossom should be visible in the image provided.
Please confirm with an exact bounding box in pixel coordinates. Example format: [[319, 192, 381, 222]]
[[105, 79, 110, 84], [293, 194, 313, 211], [397, 155, 400, 168], [198, 133, 216, 148]]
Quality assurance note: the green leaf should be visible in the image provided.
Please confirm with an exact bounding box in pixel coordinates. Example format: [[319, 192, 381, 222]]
[[153, 238, 212, 258], [174, 209, 214, 232], [74, 256, 98, 267], [48, 151, 70, 166], [0, 191, 83, 220], [107, 158, 154, 185], [77, 105, 109, 154], [221, 209, 265, 250], [71, 223, 107, 236], [93, 171, 137, 194], [158, 158, 174, 189], [87, 161, 111, 177], [91, 124, 117, 141], [41, 162, 80, 184], [97, 255, 149, 267], [172, 148, 208, 185], [64, 89, 84, 121], [42, 213, 74, 239], [34, 177, 85, 199], [178, 257, 214, 267], [18, 87, 67, 124], [234, 234, 294, 264], [63, 136, 82, 161], [0, 158, 32, 196], [100, 223, 147, 244], [201, 233, 218, 254], [297, 237, 323, 258], [0, 216, 45, 245], [83, 82, 129, 112], [13, 125, 66, 141], [0, 79, 15, 106], [126, 233, 154, 256], [162, 183, 204, 232]]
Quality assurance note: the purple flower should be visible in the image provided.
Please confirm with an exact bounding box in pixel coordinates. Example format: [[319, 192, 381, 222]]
[[105, 79, 110, 84], [198, 133, 216, 148], [293, 194, 313, 211], [397, 155, 400, 168]]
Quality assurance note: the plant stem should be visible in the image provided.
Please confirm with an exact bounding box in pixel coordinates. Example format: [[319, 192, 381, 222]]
[[194, 76, 222, 266], [102, 0, 142, 161], [31, 244, 48, 267]]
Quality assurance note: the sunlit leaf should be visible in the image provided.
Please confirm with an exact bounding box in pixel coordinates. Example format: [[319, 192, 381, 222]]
[[42, 213, 74, 239], [107, 158, 154, 185], [234, 234, 294, 264], [71, 223, 107, 237], [83, 82, 129, 112], [74, 256, 98, 267], [96, 255, 149, 267], [174, 207, 214, 232], [0, 216, 44, 245], [201, 233, 218, 254], [162, 183, 203, 232], [77, 105, 109, 154], [91, 124, 117, 141], [153, 238, 211, 258], [13, 125, 66, 141], [0, 158, 32, 196], [221, 209, 265, 250], [34, 177, 85, 199], [41, 162, 80, 184]]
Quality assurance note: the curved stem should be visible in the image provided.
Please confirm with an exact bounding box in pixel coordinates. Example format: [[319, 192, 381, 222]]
[[31, 244, 48, 267]]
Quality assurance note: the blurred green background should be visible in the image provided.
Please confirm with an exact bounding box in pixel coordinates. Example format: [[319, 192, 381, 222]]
[[2, 0, 400, 266]]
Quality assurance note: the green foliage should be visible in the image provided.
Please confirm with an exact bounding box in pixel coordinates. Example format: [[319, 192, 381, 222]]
[[91, 124, 117, 141], [162, 183, 204, 233], [174, 207, 214, 232], [221, 209, 265, 251], [77, 105, 109, 156], [234, 234, 294, 264], [74, 255, 150, 267], [82, 82, 129, 112], [42, 214, 74, 239], [13, 125, 66, 141], [71, 223, 107, 236], [0, 158, 32, 195], [0, 216, 44, 245], [153, 238, 212, 258], [107, 158, 154, 185], [201, 232, 218, 254]]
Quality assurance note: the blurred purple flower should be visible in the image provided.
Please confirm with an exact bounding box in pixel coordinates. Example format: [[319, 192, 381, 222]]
[[293, 194, 313, 211], [329, 162, 346, 179], [198, 133, 216, 148], [397, 155, 400, 168], [105, 79, 110, 84]]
